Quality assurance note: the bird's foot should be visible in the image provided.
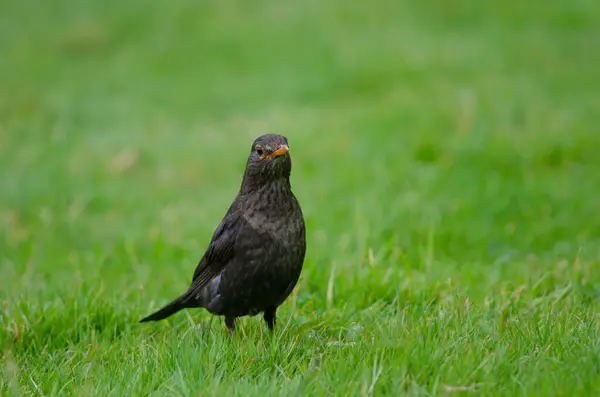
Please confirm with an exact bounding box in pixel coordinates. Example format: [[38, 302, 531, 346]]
[[225, 316, 236, 336], [263, 307, 277, 333]]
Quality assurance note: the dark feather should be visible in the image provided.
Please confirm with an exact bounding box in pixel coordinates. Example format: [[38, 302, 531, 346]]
[[139, 134, 306, 334]]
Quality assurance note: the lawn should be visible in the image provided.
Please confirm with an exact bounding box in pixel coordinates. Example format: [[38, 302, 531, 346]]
[[1, 0, 600, 395]]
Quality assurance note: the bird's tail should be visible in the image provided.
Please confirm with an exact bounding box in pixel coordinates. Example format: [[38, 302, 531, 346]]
[[139, 290, 195, 323]]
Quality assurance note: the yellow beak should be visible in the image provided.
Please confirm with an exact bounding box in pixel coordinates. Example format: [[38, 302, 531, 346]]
[[266, 144, 289, 158]]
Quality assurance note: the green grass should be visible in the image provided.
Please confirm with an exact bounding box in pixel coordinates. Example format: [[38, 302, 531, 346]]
[[2, 0, 600, 395]]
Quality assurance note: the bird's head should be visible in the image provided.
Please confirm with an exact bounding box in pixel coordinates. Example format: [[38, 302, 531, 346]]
[[242, 134, 292, 188]]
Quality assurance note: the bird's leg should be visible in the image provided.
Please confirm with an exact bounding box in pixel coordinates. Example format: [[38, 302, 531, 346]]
[[225, 316, 236, 336], [263, 307, 277, 332]]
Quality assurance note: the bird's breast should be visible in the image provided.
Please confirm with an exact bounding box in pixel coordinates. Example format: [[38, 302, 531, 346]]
[[243, 206, 304, 247]]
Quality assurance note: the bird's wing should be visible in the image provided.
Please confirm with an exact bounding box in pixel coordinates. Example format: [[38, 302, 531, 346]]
[[189, 211, 241, 292]]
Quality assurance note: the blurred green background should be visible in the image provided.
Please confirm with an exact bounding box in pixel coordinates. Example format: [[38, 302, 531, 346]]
[[1, 0, 600, 395]]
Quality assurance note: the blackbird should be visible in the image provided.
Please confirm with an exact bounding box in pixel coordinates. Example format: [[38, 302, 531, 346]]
[[140, 134, 306, 334]]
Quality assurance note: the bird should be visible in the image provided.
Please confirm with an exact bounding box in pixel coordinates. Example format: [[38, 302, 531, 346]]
[[139, 134, 306, 335]]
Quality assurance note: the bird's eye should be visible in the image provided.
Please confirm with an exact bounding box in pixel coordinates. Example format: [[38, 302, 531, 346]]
[[255, 146, 263, 156]]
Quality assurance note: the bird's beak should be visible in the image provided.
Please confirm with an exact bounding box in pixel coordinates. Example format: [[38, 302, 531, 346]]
[[267, 144, 289, 158]]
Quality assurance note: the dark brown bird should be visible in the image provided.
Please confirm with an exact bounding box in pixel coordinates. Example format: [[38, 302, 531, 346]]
[[140, 134, 306, 334]]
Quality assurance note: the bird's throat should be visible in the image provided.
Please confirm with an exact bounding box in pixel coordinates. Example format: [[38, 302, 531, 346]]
[[240, 174, 291, 196]]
